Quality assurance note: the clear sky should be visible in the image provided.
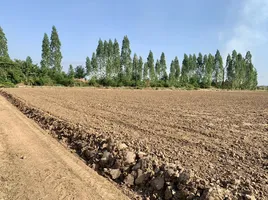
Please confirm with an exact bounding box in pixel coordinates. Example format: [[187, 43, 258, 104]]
[[1, 0, 267, 85]]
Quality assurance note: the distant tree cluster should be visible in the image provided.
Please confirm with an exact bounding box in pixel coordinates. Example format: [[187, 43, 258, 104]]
[[81, 36, 257, 89], [0, 26, 258, 89]]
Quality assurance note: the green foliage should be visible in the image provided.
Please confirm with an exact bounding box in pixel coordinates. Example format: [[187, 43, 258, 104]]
[[0, 81, 15, 88], [174, 57, 180, 81], [74, 65, 86, 79], [91, 52, 98, 77], [68, 64, 75, 79], [113, 39, 121, 77], [213, 50, 224, 87], [159, 52, 167, 80], [0, 26, 9, 58], [202, 54, 214, 88], [196, 53, 203, 84], [96, 39, 104, 78], [169, 60, 176, 86], [143, 62, 148, 81], [180, 54, 189, 85], [86, 56, 91, 76], [137, 56, 143, 82], [0, 30, 259, 89], [40, 33, 50, 75], [147, 50, 155, 82], [0, 57, 23, 85], [132, 53, 139, 86], [120, 36, 132, 81], [50, 26, 62, 73]]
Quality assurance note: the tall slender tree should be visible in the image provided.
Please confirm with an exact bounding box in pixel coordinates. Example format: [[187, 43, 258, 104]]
[[197, 53, 203, 84], [143, 62, 148, 80], [137, 56, 143, 82], [230, 50, 238, 88], [202, 54, 208, 86], [0, 26, 9, 58], [252, 68, 258, 89], [86, 56, 91, 76], [225, 54, 232, 87], [159, 52, 167, 80], [96, 39, 104, 78], [120, 36, 132, 81], [188, 54, 193, 78], [105, 39, 114, 79], [213, 50, 223, 87], [169, 60, 175, 85], [244, 51, 256, 89], [50, 26, 62, 72], [132, 53, 139, 85], [103, 40, 108, 58], [113, 39, 121, 78], [190, 54, 198, 85], [147, 51, 155, 82], [181, 54, 189, 85], [91, 52, 98, 78], [203, 54, 214, 87], [236, 53, 244, 89], [155, 59, 161, 80], [41, 33, 50, 74], [174, 56, 180, 82]]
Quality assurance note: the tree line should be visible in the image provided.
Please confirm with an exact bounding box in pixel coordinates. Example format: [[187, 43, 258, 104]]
[[0, 26, 258, 89]]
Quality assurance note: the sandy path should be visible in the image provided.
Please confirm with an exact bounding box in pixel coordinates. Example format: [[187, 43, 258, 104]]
[[0, 96, 129, 200]]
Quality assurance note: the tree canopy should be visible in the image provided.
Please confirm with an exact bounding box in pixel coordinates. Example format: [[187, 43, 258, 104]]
[[0, 26, 258, 89]]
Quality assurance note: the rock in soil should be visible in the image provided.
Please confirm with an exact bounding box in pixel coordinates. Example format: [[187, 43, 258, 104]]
[[124, 174, 135, 186], [150, 176, 165, 190], [124, 151, 136, 165], [109, 169, 121, 180], [200, 186, 231, 200]]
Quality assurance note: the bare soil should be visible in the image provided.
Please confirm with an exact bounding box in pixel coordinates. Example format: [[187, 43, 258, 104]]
[[0, 95, 129, 200], [3, 88, 268, 199]]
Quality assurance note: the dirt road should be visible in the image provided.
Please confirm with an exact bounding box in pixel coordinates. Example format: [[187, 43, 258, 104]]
[[0, 95, 129, 200]]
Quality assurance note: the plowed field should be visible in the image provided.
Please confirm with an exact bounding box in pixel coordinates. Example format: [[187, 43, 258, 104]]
[[4, 88, 268, 198]]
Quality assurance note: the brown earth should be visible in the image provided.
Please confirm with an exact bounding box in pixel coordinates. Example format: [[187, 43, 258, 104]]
[[0, 95, 129, 200], [3, 88, 268, 199]]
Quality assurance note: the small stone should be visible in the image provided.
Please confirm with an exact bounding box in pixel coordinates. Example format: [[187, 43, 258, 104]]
[[151, 176, 165, 190], [92, 163, 99, 170], [244, 194, 256, 200], [112, 159, 121, 169], [164, 186, 173, 200], [20, 155, 25, 159], [103, 168, 109, 173], [101, 143, 108, 149], [118, 143, 128, 150], [109, 169, 121, 180], [178, 169, 194, 184], [124, 151, 136, 165], [101, 151, 111, 161], [137, 151, 147, 158], [83, 149, 96, 160], [231, 178, 241, 185], [200, 186, 231, 200], [135, 169, 146, 185], [132, 161, 141, 170], [100, 151, 111, 166], [166, 168, 175, 177], [124, 174, 134, 186]]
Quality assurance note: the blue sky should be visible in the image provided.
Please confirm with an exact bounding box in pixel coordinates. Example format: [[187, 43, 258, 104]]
[[1, 0, 267, 85]]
